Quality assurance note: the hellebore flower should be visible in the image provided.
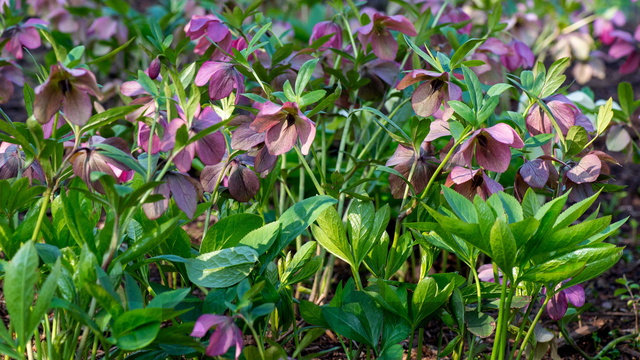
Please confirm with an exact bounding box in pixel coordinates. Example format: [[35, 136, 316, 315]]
[[477, 264, 504, 284], [231, 115, 278, 176], [191, 314, 243, 359], [608, 26, 640, 74], [386, 141, 438, 199], [142, 171, 203, 219], [2, 18, 46, 59], [183, 14, 232, 55], [396, 70, 462, 119], [458, 123, 524, 173], [162, 106, 226, 173], [359, 59, 400, 101], [250, 102, 316, 156], [34, 62, 103, 126], [514, 157, 559, 199], [138, 114, 169, 155], [201, 155, 261, 202], [356, 10, 417, 60], [472, 38, 512, 82], [545, 283, 585, 321], [526, 94, 593, 137], [309, 21, 342, 51], [563, 151, 618, 202], [0, 142, 45, 182], [88, 16, 128, 43], [593, 11, 626, 45], [445, 166, 503, 200], [69, 136, 132, 193], [500, 40, 535, 72], [195, 61, 244, 102], [120, 72, 159, 122], [0, 62, 24, 104]]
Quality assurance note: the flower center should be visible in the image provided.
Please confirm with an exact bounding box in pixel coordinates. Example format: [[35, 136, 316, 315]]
[[59, 79, 72, 95], [286, 113, 296, 128], [472, 174, 484, 188], [477, 134, 488, 148], [431, 79, 445, 92]]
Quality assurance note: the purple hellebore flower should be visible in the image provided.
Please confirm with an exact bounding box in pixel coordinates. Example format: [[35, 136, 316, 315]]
[[147, 58, 161, 80], [473, 37, 512, 76], [477, 264, 504, 284], [68, 136, 132, 193], [309, 21, 342, 51], [249, 101, 316, 156], [88, 16, 128, 43], [545, 282, 585, 321], [34, 62, 103, 126], [386, 141, 438, 199], [457, 123, 524, 173], [191, 314, 243, 359], [195, 61, 244, 103], [138, 114, 169, 155], [162, 106, 226, 173], [356, 10, 417, 60], [359, 59, 400, 101], [608, 26, 640, 74], [445, 166, 503, 200], [0, 62, 24, 104], [231, 115, 278, 176], [120, 73, 159, 122], [2, 18, 47, 59], [396, 70, 462, 119], [526, 94, 594, 138], [563, 151, 618, 202], [0, 142, 45, 182], [143, 171, 203, 219], [500, 40, 535, 72], [183, 14, 232, 55], [201, 155, 261, 202]]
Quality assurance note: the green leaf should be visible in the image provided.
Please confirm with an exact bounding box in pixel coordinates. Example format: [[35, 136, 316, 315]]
[[554, 190, 602, 229], [88, 37, 136, 65], [186, 246, 259, 288], [596, 98, 614, 135], [322, 307, 372, 346], [449, 101, 475, 123], [299, 89, 326, 107], [239, 221, 280, 256], [4, 241, 38, 349], [353, 107, 412, 143], [520, 258, 586, 284], [521, 188, 541, 218], [466, 311, 495, 338], [442, 185, 478, 223], [28, 259, 61, 335], [461, 65, 483, 112], [617, 82, 633, 117], [295, 58, 320, 95], [94, 143, 146, 177], [450, 38, 485, 68], [200, 214, 263, 253], [82, 105, 141, 132], [312, 206, 353, 265], [111, 308, 162, 350], [487, 83, 513, 97], [561, 244, 622, 288], [489, 219, 516, 275], [565, 126, 588, 157]]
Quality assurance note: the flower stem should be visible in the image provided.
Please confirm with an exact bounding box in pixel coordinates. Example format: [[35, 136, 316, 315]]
[[294, 146, 324, 195], [514, 294, 551, 360]]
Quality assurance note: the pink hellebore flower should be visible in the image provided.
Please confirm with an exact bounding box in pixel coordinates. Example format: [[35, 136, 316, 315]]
[[88, 16, 128, 43], [201, 155, 261, 203], [356, 11, 417, 60], [231, 115, 278, 176], [183, 15, 232, 55], [477, 264, 504, 284], [0, 142, 45, 182], [309, 21, 342, 51], [608, 26, 640, 74], [526, 94, 594, 137], [396, 70, 462, 119], [500, 40, 535, 72], [445, 166, 503, 200], [545, 283, 585, 321], [195, 61, 244, 102], [250, 102, 316, 156], [34, 63, 103, 126], [68, 136, 133, 193], [2, 18, 46, 59], [120, 74, 157, 122], [0, 62, 24, 104], [191, 314, 243, 359], [458, 123, 524, 173], [563, 151, 618, 202], [386, 141, 438, 199], [162, 106, 226, 173]]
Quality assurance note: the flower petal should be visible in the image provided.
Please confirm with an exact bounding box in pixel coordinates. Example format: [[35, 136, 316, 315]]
[[547, 291, 568, 321], [190, 314, 228, 337], [142, 182, 170, 220], [62, 87, 92, 126], [520, 159, 549, 188], [229, 165, 260, 202], [370, 29, 398, 61], [296, 117, 316, 155], [412, 81, 446, 117], [34, 82, 63, 124], [564, 285, 585, 307], [166, 172, 198, 218], [194, 131, 226, 165], [264, 119, 298, 155], [566, 154, 601, 184]]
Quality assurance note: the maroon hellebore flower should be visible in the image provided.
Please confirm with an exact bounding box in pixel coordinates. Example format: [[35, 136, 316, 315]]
[[34, 62, 103, 126], [359, 59, 400, 101], [191, 314, 243, 359], [396, 70, 462, 119], [250, 101, 316, 156], [2, 18, 46, 59], [162, 106, 226, 173], [458, 123, 524, 173], [68, 136, 132, 193], [445, 166, 503, 200], [183, 14, 232, 55], [231, 115, 278, 176], [515, 157, 559, 199], [545, 282, 585, 321], [386, 141, 438, 199], [356, 10, 417, 60], [563, 151, 618, 202], [593, 11, 625, 45], [201, 155, 261, 202], [500, 40, 535, 72], [309, 21, 342, 51], [195, 61, 244, 103], [526, 94, 594, 137], [0, 62, 24, 104], [143, 171, 203, 219]]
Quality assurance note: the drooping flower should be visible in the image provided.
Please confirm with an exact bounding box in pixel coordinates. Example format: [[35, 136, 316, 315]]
[[88, 16, 128, 43], [500, 40, 535, 72], [359, 59, 400, 101], [593, 11, 626, 45], [457, 123, 524, 173], [309, 21, 342, 51], [249, 102, 316, 156], [2, 18, 47, 59], [0, 142, 45, 182], [396, 70, 462, 119], [138, 114, 169, 155], [477, 264, 503, 284], [120, 72, 158, 122], [356, 10, 417, 60], [147, 58, 161, 80], [0, 62, 24, 104], [525, 94, 593, 137], [445, 166, 503, 200], [68, 136, 133, 193], [514, 157, 559, 199], [231, 115, 278, 176], [195, 61, 244, 103], [607, 26, 640, 74], [386, 141, 438, 199], [563, 151, 618, 202], [162, 106, 226, 173], [34, 62, 102, 126], [183, 14, 232, 55], [191, 314, 243, 359], [545, 282, 585, 321], [142, 171, 202, 219], [201, 155, 261, 202]]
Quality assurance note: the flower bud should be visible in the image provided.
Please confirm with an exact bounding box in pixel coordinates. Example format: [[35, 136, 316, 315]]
[[148, 58, 161, 80]]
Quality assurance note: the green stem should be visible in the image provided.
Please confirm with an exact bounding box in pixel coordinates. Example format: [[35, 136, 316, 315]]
[[30, 187, 52, 242], [491, 276, 509, 360], [417, 328, 424, 360], [469, 264, 483, 313], [75, 298, 97, 360], [508, 288, 540, 360], [514, 294, 551, 360], [294, 146, 324, 195], [247, 322, 266, 360]]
